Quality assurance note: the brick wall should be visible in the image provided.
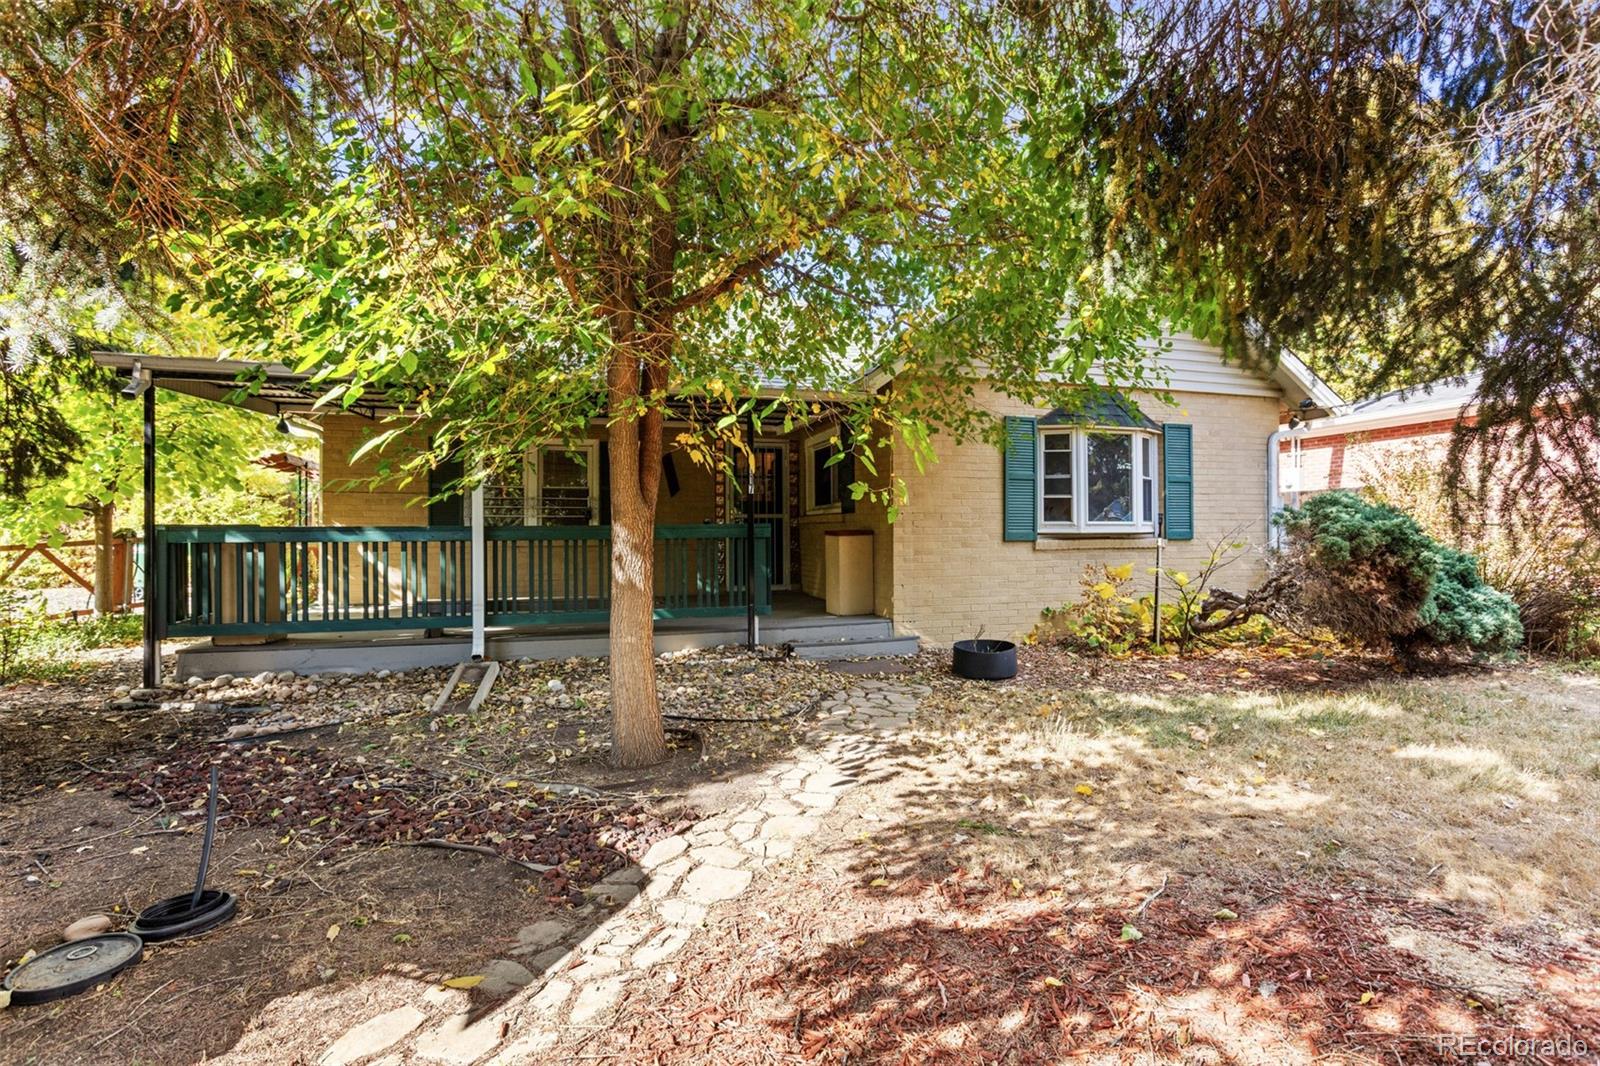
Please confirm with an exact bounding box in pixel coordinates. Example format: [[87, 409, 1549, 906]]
[[1286, 419, 1458, 494], [889, 386, 1281, 644], [796, 431, 895, 617], [320, 414, 433, 526]]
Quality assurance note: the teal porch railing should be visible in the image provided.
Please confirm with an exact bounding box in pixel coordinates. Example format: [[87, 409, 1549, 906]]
[[153, 524, 771, 638]]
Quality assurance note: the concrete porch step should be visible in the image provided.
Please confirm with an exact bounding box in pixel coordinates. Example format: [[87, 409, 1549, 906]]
[[786, 635, 921, 661]]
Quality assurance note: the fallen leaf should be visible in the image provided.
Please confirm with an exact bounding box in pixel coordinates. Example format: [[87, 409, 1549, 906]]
[[326, 923, 341, 943], [1075, 783, 1094, 797], [442, 975, 484, 989], [869, 878, 889, 888], [129, 846, 149, 855], [1119, 924, 1143, 942], [1043, 976, 1064, 988], [1359, 991, 1375, 1005], [1213, 907, 1239, 921]]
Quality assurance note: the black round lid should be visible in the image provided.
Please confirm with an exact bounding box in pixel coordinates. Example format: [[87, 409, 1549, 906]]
[[2, 933, 144, 1006]]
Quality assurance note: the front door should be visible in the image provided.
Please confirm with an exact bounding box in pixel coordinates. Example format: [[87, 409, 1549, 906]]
[[735, 444, 789, 589]]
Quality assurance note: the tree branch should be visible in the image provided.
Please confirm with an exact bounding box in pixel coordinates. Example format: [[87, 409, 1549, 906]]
[[667, 195, 863, 316]]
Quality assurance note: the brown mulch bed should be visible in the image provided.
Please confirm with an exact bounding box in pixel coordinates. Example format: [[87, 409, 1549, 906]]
[[584, 870, 1600, 1064], [99, 744, 681, 904]]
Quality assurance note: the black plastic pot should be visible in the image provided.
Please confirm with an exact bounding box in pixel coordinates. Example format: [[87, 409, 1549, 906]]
[[951, 639, 1017, 681]]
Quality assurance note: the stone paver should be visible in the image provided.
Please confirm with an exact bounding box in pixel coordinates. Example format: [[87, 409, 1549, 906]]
[[479, 959, 536, 997], [679, 864, 753, 903], [319, 1006, 426, 1066], [639, 835, 688, 869], [761, 814, 820, 840], [315, 676, 922, 1064], [413, 1012, 504, 1065]]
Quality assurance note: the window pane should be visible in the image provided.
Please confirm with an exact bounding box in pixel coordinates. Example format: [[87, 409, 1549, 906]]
[[1043, 434, 1072, 475], [811, 447, 836, 507], [1140, 437, 1155, 523], [539, 449, 592, 525], [1043, 496, 1073, 523], [1086, 433, 1133, 523]]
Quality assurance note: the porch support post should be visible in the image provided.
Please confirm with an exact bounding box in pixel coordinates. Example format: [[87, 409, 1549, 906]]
[[470, 483, 486, 660], [746, 415, 757, 650], [141, 385, 159, 688]]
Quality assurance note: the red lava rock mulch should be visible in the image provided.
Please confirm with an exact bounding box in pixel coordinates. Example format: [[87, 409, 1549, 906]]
[[101, 746, 678, 904], [596, 872, 1600, 1064]]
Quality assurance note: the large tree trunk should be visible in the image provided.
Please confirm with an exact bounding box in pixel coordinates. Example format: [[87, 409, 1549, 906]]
[[606, 334, 670, 768], [91, 501, 114, 616]]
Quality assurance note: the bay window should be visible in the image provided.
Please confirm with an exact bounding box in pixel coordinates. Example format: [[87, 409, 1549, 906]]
[[1037, 427, 1160, 534]]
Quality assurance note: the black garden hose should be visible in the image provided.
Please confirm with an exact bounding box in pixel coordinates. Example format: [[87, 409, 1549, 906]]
[[130, 765, 237, 942]]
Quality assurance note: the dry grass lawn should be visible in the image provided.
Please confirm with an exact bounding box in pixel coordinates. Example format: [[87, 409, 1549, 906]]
[[584, 655, 1600, 1064], [892, 661, 1600, 926]]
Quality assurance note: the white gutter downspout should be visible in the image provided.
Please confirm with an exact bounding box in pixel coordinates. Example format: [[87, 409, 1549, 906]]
[[1267, 422, 1311, 547], [469, 483, 486, 661]]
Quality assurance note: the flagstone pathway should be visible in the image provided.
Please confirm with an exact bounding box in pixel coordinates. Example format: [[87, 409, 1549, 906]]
[[311, 676, 929, 1066]]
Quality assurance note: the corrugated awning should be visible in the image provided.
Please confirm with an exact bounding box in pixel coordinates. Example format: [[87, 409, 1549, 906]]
[[91, 351, 397, 419]]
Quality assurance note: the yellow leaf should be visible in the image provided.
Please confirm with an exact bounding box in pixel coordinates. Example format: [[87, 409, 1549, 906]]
[[442, 975, 485, 990], [1358, 991, 1375, 1005], [1167, 671, 1186, 680], [1010, 878, 1023, 893], [1093, 582, 1116, 600], [326, 923, 341, 943], [503, 780, 519, 789], [869, 878, 889, 888], [1171, 571, 1190, 587], [1043, 976, 1064, 987], [1075, 783, 1094, 797], [1107, 563, 1133, 581]]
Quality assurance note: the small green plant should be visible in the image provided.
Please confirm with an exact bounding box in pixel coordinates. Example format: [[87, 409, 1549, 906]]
[[0, 599, 143, 683]]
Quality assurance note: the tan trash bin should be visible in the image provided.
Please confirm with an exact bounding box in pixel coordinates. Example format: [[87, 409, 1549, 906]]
[[823, 529, 874, 616]]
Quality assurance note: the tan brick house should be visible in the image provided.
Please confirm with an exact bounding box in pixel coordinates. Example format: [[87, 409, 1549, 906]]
[[97, 338, 1341, 677]]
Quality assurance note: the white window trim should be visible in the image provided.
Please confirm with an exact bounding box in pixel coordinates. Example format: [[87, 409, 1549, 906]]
[[525, 440, 601, 526], [803, 429, 844, 516], [1037, 427, 1160, 535]]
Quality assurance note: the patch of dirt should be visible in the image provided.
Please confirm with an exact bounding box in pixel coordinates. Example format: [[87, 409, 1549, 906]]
[[0, 788, 574, 1066], [0, 654, 222, 803], [0, 646, 841, 1063]]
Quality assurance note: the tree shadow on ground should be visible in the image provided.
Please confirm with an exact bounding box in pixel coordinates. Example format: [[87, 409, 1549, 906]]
[[618, 865, 1600, 1064]]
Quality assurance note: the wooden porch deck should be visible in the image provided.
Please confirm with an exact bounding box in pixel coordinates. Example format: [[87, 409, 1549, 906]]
[[171, 592, 899, 678]]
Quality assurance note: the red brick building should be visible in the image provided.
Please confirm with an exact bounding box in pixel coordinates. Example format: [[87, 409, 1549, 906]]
[[1278, 373, 1480, 502]]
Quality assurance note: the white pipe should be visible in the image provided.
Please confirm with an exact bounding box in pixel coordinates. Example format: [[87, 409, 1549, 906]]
[[1266, 426, 1291, 548], [470, 483, 486, 660], [1267, 423, 1312, 547]]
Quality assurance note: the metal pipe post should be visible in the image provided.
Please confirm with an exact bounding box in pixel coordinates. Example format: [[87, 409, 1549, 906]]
[[142, 386, 159, 688]]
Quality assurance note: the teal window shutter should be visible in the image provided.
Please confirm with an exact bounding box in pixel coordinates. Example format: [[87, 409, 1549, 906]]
[[1002, 416, 1037, 542], [1162, 423, 1194, 541]]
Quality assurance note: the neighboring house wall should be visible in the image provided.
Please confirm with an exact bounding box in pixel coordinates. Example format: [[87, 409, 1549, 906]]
[[890, 384, 1281, 644], [1286, 418, 1460, 496]]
